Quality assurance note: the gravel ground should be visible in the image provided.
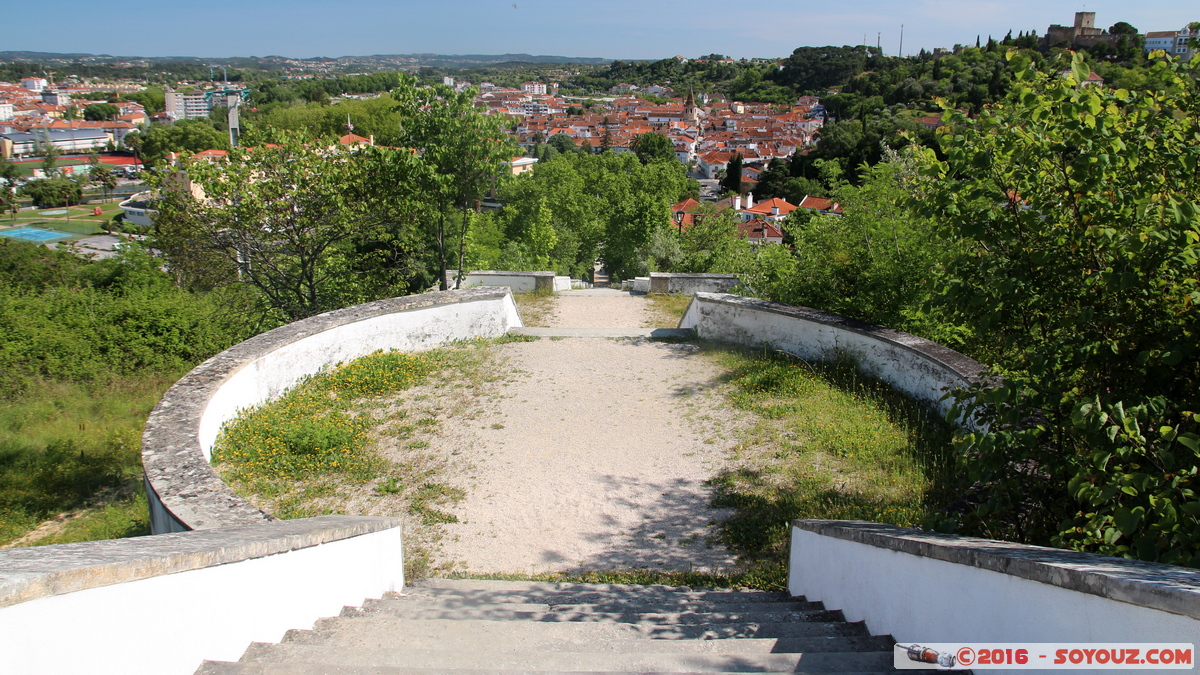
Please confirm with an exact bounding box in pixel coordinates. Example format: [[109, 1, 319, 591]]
[[429, 291, 743, 574], [533, 288, 655, 328]]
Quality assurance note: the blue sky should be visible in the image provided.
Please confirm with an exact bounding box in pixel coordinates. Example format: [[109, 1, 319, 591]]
[[7, 0, 1197, 60]]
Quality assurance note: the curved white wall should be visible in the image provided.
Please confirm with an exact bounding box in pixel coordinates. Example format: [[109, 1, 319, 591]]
[[198, 298, 522, 459], [679, 293, 984, 424], [143, 288, 523, 533]]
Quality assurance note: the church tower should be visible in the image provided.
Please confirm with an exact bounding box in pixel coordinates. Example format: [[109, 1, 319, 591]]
[[684, 89, 699, 125]]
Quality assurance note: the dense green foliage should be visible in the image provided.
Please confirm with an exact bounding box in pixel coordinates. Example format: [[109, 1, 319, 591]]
[[919, 52, 1200, 565], [154, 134, 429, 320], [478, 151, 696, 280], [19, 177, 83, 207], [139, 119, 230, 167], [0, 241, 256, 545], [0, 240, 256, 397], [82, 102, 120, 121], [246, 97, 402, 145]]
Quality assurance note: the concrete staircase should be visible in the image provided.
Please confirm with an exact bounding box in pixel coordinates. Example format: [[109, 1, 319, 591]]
[[194, 578, 896, 674]]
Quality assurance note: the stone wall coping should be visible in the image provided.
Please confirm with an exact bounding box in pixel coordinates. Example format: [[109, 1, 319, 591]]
[[0, 516, 401, 609], [448, 270, 555, 277], [142, 287, 512, 532], [650, 272, 739, 279], [793, 520, 1200, 620], [690, 292, 986, 384]]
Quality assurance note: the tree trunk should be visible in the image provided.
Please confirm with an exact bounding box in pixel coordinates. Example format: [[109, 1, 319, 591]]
[[437, 212, 448, 291], [455, 204, 471, 289]]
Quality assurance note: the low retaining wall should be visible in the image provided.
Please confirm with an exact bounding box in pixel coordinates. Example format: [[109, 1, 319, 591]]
[[142, 288, 523, 534], [649, 273, 740, 295], [0, 516, 403, 675], [789, 521, 1200, 667], [446, 270, 556, 294], [679, 293, 984, 422]]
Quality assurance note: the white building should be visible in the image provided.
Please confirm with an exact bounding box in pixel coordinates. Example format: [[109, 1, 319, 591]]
[[0, 129, 110, 158], [1145, 26, 1197, 60], [521, 82, 547, 95], [164, 89, 212, 120], [0, 102, 13, 121], [21, 78, 48, 92], [41, 90, 70, 107]]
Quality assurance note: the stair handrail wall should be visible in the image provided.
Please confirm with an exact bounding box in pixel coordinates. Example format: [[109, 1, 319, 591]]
[[790, 520, 1200, 654]]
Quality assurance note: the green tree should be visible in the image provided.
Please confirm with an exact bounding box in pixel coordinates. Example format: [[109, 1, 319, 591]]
[[153, 134, 426, 320], [124, 89, 165, 115], [493, 152, 695, 279], [720, 152, 743, 195], [630, 132, 676, 165], [82, 103, 120, 121], [36, 132, 61, 178], [547, 133, 579, 154], [0, 164, 18, 221], [20, 177, 82, 207], [920, 52, 1200, 564], [140, 120, 229, 168], [391, 78, 516, 290], [123, 130, 144, 166]]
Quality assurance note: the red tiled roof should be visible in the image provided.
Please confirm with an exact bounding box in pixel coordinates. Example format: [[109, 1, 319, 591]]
[[738, 217, 784, 240], [671, 198, 702, 213], [743, 197, 797, 217], [798, 195, 843, 214]]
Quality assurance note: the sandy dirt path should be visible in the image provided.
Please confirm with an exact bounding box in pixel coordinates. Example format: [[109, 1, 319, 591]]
[[430, 291, 741, 574]]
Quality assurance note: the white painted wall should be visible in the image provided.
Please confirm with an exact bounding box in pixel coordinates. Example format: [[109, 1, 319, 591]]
[[633, 277, 650, 293], [198, 295, 521, 458], [789, 527, 1200, 675], [680, 294, 971, 421], [0, 527, 404, 675], [554, 276, 572, 292], [457, 273, 539, 294]]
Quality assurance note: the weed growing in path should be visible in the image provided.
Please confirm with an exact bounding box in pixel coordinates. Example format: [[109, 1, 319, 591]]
[[645, 293, 693, 328], [449, 564, 788, 591], [512, 291, 555, 327]]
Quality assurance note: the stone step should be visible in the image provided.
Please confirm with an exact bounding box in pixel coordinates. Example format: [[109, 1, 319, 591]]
[[408, 579, 782, 597], [314, 615, 872, 640], [283, 620, 894, 654], [366, 595, 826, 615], [237, 642, 896, 673], [343, 604, 846, 625], [198, 663, 894, 675], [399, 585, 795, 605]]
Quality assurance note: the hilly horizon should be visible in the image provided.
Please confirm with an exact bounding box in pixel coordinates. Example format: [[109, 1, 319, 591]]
[[0, 51, 614, 67]]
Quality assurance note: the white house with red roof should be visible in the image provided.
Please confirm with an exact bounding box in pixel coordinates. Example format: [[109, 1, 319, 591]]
[[740, 197, 797, 223]]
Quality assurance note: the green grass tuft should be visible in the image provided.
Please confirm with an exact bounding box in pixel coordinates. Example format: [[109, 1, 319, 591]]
[[704, 346, 959, 568]]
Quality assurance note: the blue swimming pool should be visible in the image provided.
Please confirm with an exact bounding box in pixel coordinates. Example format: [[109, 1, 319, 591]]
[[0, 227, 75, 242]]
